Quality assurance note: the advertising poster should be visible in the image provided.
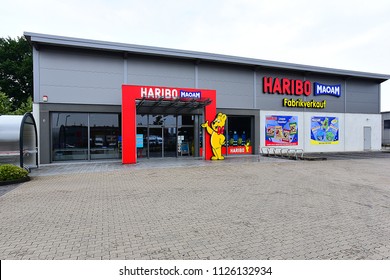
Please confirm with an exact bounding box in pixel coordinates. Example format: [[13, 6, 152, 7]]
[[265, 115, 298, 146], [136, 134, 144, 148], [311, 116, 339, 144]]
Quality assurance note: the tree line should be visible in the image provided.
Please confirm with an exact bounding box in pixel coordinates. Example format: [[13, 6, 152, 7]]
[[0, 36, 32, 115]]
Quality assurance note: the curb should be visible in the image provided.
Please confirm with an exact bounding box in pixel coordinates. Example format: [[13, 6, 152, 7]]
[[302, 156, 327, 161], [0, 176, 31, 186]]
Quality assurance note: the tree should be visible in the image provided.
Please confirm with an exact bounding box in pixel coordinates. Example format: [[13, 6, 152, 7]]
[[0, 91, 32, 115], [13, 96, 32, 115], [0, 36, 33, 112], [0, 91, 12, 114]]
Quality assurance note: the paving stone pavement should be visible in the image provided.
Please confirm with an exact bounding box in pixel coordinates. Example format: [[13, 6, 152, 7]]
[[1, 156, 390, 260]]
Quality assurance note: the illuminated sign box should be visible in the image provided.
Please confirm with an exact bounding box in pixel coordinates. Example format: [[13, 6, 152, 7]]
[[314, 83, 341, 97]]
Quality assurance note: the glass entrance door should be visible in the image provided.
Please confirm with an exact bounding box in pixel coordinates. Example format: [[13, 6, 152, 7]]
[[148, 127, 163, 158], [147, 127, 177, 158], [164, 127, 177, 157], [136, 114, 197, 159]]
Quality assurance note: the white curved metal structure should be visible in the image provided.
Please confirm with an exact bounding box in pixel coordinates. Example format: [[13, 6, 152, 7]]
[[0, 113, 38, 169]]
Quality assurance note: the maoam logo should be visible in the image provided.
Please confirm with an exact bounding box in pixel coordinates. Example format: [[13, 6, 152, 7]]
[[180, 90, 201, 99], [314, 82, 341, 97]]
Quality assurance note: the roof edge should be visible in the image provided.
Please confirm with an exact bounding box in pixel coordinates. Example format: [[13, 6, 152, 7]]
[[24, 32, 390, 82]]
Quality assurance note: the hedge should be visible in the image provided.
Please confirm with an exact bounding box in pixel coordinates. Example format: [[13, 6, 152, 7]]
[[0, 164, 29, 182]]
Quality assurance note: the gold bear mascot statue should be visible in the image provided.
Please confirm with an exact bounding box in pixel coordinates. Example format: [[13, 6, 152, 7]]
[[201, 112, 227, 160]]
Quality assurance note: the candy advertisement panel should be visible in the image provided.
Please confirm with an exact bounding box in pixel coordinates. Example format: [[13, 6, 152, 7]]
[[265, 115, 298, 146], [310, 116, 339, 144]]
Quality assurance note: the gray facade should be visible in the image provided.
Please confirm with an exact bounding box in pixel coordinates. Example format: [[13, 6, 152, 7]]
[[36, 47, 123, 105], [25, 32, 390, 164], [33, 45, 385, 113], [198, 62, 255, 109], [383, 112, 390, 145], [128, 56, 196, 89]]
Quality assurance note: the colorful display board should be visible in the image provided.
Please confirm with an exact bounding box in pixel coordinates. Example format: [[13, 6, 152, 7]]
[[136, 134, 143, 148], [311, 116, 339, 144], [265, 115, 298, 146]]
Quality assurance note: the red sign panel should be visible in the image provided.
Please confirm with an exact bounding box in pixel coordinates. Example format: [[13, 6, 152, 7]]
[[121, 85, 216, 164], [222, 146, 253, 155]]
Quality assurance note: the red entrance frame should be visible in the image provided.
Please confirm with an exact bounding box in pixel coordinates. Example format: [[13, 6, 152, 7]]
[[122, 85, 216, 164]]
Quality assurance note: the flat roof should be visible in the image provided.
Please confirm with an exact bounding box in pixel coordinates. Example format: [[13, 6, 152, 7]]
[[24, 31, 390, 82]]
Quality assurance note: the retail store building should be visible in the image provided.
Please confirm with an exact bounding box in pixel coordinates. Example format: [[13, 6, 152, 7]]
[[24, 32, 390, 164], [383, 112, 390, 146]]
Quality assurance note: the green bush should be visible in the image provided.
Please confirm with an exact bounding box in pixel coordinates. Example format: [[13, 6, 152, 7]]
[[0, 164, 28, 181]]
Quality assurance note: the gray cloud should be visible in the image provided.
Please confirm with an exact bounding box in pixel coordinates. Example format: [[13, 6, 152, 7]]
[[1, 0, 390, 110]]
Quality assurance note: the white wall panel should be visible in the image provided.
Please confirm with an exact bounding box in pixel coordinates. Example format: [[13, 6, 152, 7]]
[[344, 114, 381, 151], [260, 111, 381, 152]]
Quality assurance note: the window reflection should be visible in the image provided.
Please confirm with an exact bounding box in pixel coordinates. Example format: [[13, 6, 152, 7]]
[[52, 113, 88, 161], [136, 114, 148, 126], [180, 115, 193, 126], [148, 115, 176, 126], [137, 114, 199, 157], [90, 114, 120, 160], [226, 116, 253, 155], [51, 113, 120, 161]]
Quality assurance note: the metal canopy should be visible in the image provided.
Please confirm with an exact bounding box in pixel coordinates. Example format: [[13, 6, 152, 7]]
[[135, 98, 212, 115], [0, 113, 38, 169]]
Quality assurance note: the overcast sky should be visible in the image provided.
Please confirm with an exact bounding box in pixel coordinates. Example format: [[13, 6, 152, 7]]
[[1, 0, 390, 111]]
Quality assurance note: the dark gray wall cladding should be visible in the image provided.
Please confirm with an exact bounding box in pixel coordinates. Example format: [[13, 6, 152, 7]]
[[38, 103, 121, 164], [39, 47, 123, 105], [198, 62, 254, 109], [39, 110, 50, 164], [256, 68, 305, 112], [346, 79, 380, 113], [127, 55, 195, 88]]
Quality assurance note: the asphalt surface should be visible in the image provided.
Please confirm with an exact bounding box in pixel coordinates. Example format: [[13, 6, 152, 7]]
[[0, 152, 390, 260]]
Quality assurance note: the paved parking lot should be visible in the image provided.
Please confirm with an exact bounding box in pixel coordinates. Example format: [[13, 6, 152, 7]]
[[1, 154, 390, 259]]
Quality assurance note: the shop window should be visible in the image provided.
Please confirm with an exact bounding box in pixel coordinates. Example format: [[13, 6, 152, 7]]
[[178, 115, 194, 126], [178, 115, 195, 155], [385, 120, 390, 129], [136, 115, 148, 126], [137, 127, 147, 158], [225, 116, 253, 155], [178, 127, 194, 155], [52, 113, 88, 161], [90, 114, 120, 160], [148, 115, 176, 126], [51, 113, 120, 161], [164, 115, 177, 126]]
